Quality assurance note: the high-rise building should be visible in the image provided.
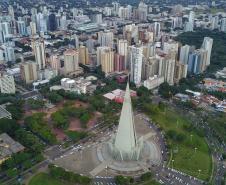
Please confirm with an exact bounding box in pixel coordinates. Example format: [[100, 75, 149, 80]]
[[174, 62, 188, 83], [48, 13, 57, 31], [114, 53, 125, 72], [36, 13, 47, 32], [210, 16, 219, 30], [154, 22, 161, 39], [79, 46, 89, 65], [118, 39, 128, 56], [63, 49, 79, 74], [179, 45, 190, 64], [30, 22, 37, 35], [0, 73, 16, 94], [172, 16, 183, 29], [73, 34, 79, 49], [138, 1, 148, 21], [0, 22, 11, 38], [20, 61, 38, 84], [60, 15, 67, 30], [201, 37, 213, 66], [4, 44, 15, 63], [112, 2, 120, 16], [188, 49, 208, 74], [17, 21, 27, 36], [184, 21, 193, 32], [157, 52, 176, 85], [33, 40, 46, 70], [220, 18, 226, 32], [128, 46, 143, 85], [97, 47, 114, 74], [98, 30, 114, 48], [189, 11, 195, 25], [50, 54, 61, 74]]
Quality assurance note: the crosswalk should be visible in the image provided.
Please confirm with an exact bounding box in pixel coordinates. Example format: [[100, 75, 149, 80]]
[[93, 182, 117, 185]]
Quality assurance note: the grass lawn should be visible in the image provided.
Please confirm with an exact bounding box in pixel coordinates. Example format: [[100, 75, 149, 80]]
[[29, 173, 65, 185], [147, 106, 212, 181]]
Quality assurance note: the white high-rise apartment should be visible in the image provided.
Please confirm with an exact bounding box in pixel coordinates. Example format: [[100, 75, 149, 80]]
[[33, 40, 46, 70], [220, 18, 226, 32], [98, 30, 114, 48], [129, 46, 143, 85], [17, 21, 27, 36], [201, 37, 213, 66], [179, 45, 190, 64]]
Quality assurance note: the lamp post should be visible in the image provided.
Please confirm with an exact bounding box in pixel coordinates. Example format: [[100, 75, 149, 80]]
[[190, 134, 193, 142], [198, 169, 201, 177], [194, 147, 197, 153], [172, 159, 174, 169]]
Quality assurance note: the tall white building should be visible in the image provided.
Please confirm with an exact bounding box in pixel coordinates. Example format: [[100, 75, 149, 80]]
[[154, 22, 161, 39], [129, 46, 143, 85], [138, 1, 148, 21], [201, 37, 213, 66], [0, 73, 16, 94], [98, 30, 114, 48], [60, 15, 67, 30], [17, 21, 27, 36], [33, 40, 46, 70], [220, 18, 226, 32], [189, 11, 195, 25], [210, 16, 219, 30], [179, 45, 190, 64], [4, 45, 15, 63], [0, 22, 11, 39]]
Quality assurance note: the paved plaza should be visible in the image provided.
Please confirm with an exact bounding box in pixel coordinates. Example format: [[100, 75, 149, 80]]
[[52, 114, 162, 177]]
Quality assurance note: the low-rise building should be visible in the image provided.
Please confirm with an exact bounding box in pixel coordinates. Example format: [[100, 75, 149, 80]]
[[0, 133, 25, 164], [0, 73, 16, 94], [50, 77, 95, 94]]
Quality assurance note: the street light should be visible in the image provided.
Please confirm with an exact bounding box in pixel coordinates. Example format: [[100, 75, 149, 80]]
[[198, 169, 201, 177], [172, 159, 174, 169], [194, 147, 197, 153], [105, 166, 108, 177], [190, 134, 193, 142]]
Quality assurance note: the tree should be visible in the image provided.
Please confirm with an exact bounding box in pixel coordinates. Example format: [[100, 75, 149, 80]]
[[47, 92, 63, 103], [158, 82, 177, 99], [0, 119, 19, 136], [115, 175, 131, 185], [140, 172, 153, 181], [51, 111, 69, 129]]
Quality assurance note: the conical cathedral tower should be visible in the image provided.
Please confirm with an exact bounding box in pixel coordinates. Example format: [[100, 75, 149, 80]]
[[109, 83, 143, 161]]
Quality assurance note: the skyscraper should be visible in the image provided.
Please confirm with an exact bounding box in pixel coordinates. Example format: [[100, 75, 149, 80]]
[[20, 61, 38, 84], [33, 40, 46, 70], [79, 46, 89, 65], [17, 21, 27, 36], [179, 45, 190, 64], [201, 37, 213, 66], [48, 13, 57, 31], [97, 47, 114, 74], [129, 46, 143, 85], [63, 49, 79, 75], [188, 49, 208, 74], [220, 18, 226, 32], [98, 30, 114, 48], [138, 1, 148, 21]]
